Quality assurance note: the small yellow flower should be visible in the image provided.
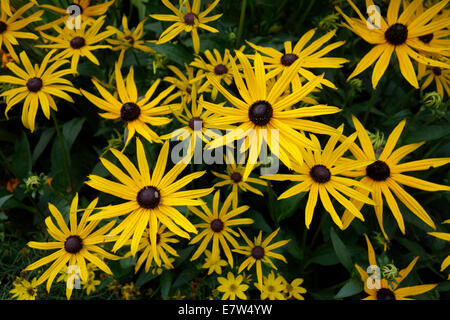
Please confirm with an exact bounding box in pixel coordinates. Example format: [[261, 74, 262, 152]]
[[254, 271, 285, 300], [201, 250, 227, 275], [10, 277, 39, 300], [121, 282, 140, 300], [280, 276, 307, 300], [217, 272, 248, 300]]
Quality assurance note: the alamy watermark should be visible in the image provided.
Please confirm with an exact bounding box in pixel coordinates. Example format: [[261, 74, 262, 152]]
[[366, 5, 381, 30], [66, 5, 82, 30]]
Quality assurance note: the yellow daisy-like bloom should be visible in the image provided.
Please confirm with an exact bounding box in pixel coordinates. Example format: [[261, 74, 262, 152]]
[[9, 277, 39, 300], [24, 194, 120, 300], [336, 0, 450, 89], [262, 129, 375, 229], [81, 271, 100, 296], [81, 63, 178, 146], [0, 50, 80, 132], [86, 139, 214, 261], [37, 16, 115, 73], [190, 49, 234, 100], [428, 219, 450, 280], [254, 271, 286, 300], [124, 223, 179, 272], [0, 2, 42, 62], [106, 15, 156, 68], [217, 271, 248, 300], [357, 234, 437, 300], [418, 62, 450, 98], [163, 64, 205, 104], [201, 249, 227, 275], [211, 150, 267, 209], [247, 28, 348, 90], [342, 116, 450, 238], [201, 51, 341, 179], [281, 277, 307, 300], [150, 0, 222, 54], [189, 190, 253, 267], [36, 0, 115, 31], [233, 227, 289, 288]]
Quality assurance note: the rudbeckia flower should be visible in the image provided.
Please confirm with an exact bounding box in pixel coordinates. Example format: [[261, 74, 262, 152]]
[[162, 64, 207, 104], [0, 50, 80, 132], [428, 219, 450, 280], [418, 61, 450, 98], [201, 249, 227, 275], [356, 234, 437, 300], [150, 0, 222, 53], [342, 116, 450, 238], [9, 277, 39, 300], [254, 271, 286, 300], [216, 272, 249, 300], [336, 0, 450, 88], [24, 194, 119, 300]]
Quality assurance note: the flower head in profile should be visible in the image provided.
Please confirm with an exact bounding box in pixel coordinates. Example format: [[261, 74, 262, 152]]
[[0, 50, 80, 132], [201, 250, 227, 275], [356, 234, 437, 300], [24, 194, 119, 300], [418, 62, 450, 99], [150, 0, 222, 53], [163, 64, 207, 104], [336, 0, 450, 88], [217, 272, 248, 300], [254, 271, 286, 300], [81, 63, 178, 146], [9, 277, 39, 300]]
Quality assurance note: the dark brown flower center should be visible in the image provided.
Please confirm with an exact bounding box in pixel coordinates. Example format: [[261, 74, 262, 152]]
[[384, 23, 408, 45], [310, 165, 331, 183], [156, 233, 161, 244], [251, 246, 265, 259], [184, 12, 197, 25], [64, 235, 83, 254], [281, 53, 298, 66], [189, 117, 203, 131], [248, 100, 273, 126], [137, 186, 160, 209], [230, 172, 242, 183], [366, 160, 390, 181], [26, 78, 43, 92], [69, 3, 83, 15], [432, 67, 442, 76], [210, 219, 224, 232], [120, 102, 141, 122], [27, 288, 36, 296], [186, 87, 192, 94], [70, 36, 86, 49], [0, 21, 7, 34], [124, 35, 135, 45], [418, 33, 433, 44], [376, 288, 396, 300], [214, 64, 228, 75]]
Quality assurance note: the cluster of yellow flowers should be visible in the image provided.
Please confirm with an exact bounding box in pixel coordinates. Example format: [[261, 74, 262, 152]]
[[1, 0, 449, 301]]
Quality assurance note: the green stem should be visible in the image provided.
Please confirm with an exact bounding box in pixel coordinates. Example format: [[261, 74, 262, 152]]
[[266, 183, 277, 225], [51, 111, 73, 192], [296, 1, 315, 32], [235, 0, 247, 48], [363, 88, 377, 123]]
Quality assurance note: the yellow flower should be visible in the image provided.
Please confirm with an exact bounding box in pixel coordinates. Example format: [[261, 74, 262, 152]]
[[9, 277, 39, 300], [81, 271, 100, 295], [163, 64, 208, 104], [254, 271, 285, 300], [189, 190, 253, 266], [201, 250, 227, 275], [247, 28, 348, 91], [356, 234, 437, 300], [0, 50, 80, 132], [86, 139, 214, 261], [106, 15, 156, 67], [0, 2, 42, 62], [24, 194, 120, 300], [418, 60, 450, 98], [217, 272, 248, 300], [342, 116, 450, 238], [37, 16, 115, 73], [150, 0, 222, 53], [428, 219, 450, 280], [336, 0, 450, 89], [233, 227, 289, 288], [81, 63, 178, 146], [280, 276, 307, 300], [121, 282, 140, 300]]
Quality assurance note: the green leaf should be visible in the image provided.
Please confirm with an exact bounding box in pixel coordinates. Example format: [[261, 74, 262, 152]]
[[404, 125, 450, 144], [32, 128, 55, 164], [0, 195, 13, 209], [135, 270, 159, 287], [62, 117, 86, 151], [335, 278, 363, 299], [275, 188, 306, 222], [11, 131, 31, 179], [160, 271, 173, 300], [149, 42, 192, 66], [330, 227, 353, 272]]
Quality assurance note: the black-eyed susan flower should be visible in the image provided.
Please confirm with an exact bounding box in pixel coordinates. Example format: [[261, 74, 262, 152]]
[[201, 51, 341, 179], [234, 228, 289, 288], [9, 277, 39, 300], [37, 0, 115, 31], [106, 15, 156, 67], [37, 16, 114, 73], [428, 219, 450, 280], [211, 150, 267, 209], [262, 129, 375, 229], [190, 48, 234, 99], [342, 116, 450, 238], [281, 276, 307, 300], [86, 139, 214, 258], [336, 0, 450, 89], [217, 272, 248, 300], [201, 249, 227, 275], [254, 271, 286, 300], [162, 64, 207, 105], [356, 234, 437, 300], [81, 63, 178, 146], [150, 0, 222, 54], [24, 194, 119, 300], [0, 50, 80, 132], [189, 190, 253, 267], [0, 2, 42, 62], [124, 223, 179, 272], [418, 62, 450, 99], [247, 28, 348, 90]]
